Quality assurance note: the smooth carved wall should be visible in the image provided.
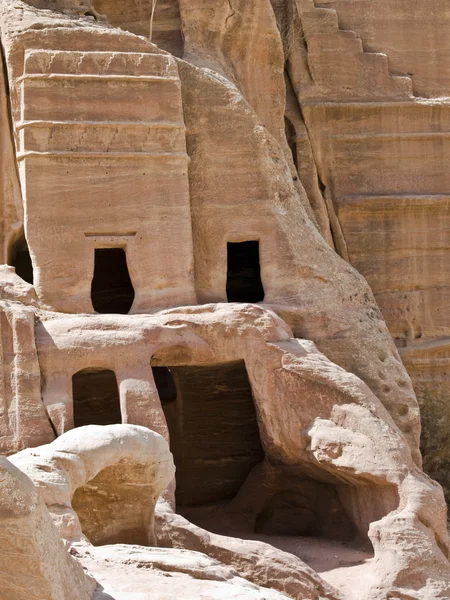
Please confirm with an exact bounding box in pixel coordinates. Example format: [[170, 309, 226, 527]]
[[16, 48, 195, 313]]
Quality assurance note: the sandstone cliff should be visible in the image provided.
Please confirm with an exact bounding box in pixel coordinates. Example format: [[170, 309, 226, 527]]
[[0, 1, 450, 599]]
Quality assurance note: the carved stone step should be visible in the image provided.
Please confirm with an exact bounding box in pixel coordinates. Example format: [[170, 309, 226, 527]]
[[307, 30, 363, 54]]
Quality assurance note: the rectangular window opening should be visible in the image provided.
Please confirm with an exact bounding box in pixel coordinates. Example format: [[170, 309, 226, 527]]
[[226, 241, 265, 303]]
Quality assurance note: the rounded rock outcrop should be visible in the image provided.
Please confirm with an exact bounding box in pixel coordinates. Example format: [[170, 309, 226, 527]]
[[10, 424, 175, 546]]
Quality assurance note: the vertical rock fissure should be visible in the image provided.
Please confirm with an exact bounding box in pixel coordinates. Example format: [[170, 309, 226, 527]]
[[282, 42, 348, 258], [284, 67, 339, 249], [317, 176, 350, 261], [0, 39, 23, 263], [225, 0, 236, 25]]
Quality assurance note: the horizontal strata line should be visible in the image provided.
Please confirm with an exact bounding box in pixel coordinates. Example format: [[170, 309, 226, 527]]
[[84, 232, 137, 237], [302, 99, 450, 108], [324, 132, 450, 140], [347, 247, 450, 260], [16, 120, 185, 130], [339, 196, 450, 213], [15, 74, 179, 84], [17, 151, 190, 160], [400, 360, 450, 370], [399, 340, 450, 358], [341, 194, 450, 203]]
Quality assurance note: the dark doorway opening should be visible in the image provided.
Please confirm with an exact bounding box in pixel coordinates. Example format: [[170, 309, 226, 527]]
[[91, 248, 135, 314], [152, 367, 177, 406], [152, 361, 361, 544], [72, 368, 121, 428], [154, 360, 264, 507], [10, 236, 33, 284], [226, 241, 265, 303], [152, 366, 181, 470]]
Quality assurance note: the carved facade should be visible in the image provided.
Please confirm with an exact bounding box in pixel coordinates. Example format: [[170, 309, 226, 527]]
[[1, 2, 450, 599]]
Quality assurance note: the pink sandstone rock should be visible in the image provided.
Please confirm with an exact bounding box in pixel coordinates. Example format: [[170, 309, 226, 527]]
[[0, 455, 94, 600], [9, 423, 326, 600], [10, 424, 176, 546], [0, 1, 450, 599]]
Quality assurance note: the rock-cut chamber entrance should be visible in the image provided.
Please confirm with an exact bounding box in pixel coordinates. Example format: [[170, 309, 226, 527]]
[[152, 360, 264, 507], [72, 368, 122, 428], [9, 235, 33, 284], [153, 359, 359, 544], [91, 248, 135, 314], [226, 241, 265, 303]]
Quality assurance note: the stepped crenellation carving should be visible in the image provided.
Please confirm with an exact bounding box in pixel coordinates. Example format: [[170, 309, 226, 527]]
[[297, 0, 413, 100]]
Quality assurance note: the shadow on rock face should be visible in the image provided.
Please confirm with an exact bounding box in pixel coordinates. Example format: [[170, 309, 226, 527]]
[[93, 585, 116, 600]]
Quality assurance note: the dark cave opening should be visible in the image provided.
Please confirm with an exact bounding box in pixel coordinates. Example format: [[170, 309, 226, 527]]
[[10, 236, 33, 284], [152, 360, 358, 542], [72, 368, 122, 428], [153, 360, 264, 507], [91, 248, 135, 314], [252, 470, 357, 541], [152, 367, 177, 406], [226, 241, 265, 303]]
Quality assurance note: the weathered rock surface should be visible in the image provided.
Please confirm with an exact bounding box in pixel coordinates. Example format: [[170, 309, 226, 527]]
[[85, 544, 295, 600], [0, 301, 55, 454], [0, 0, 450, 599], [0, 265, 38, 305], [315, 0, 450, 98], [271, 0, 450, 500], [0, 456, 94, 600], [9, 423, 325, 600], [10, 424, 175, 546], [0, 0, 423, 465], [177, 55, 421, 465], [31, 303, 450, 599]]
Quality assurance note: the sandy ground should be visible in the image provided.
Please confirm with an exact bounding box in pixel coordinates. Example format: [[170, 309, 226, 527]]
[[242, 533, 373, 600], [86, 502, 374, 600], [180, 506, 374, 600]]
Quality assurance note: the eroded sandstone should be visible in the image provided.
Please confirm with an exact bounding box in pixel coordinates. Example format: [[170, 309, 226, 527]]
[[0, 1, 450, 599], [0, 456, 94, 600]]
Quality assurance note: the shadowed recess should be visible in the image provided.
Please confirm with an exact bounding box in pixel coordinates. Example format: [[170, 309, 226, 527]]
[[10, 235, 33, 284], [153, 359, 358, 542], [72, 461, 153, 547], [73, 368, 122, 428], [226, 241, 265, 303], [153, 360, 264, 507], [285, 117, 298, 171], [152, 367, 177, 406], [91, 248, 135, 314]]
